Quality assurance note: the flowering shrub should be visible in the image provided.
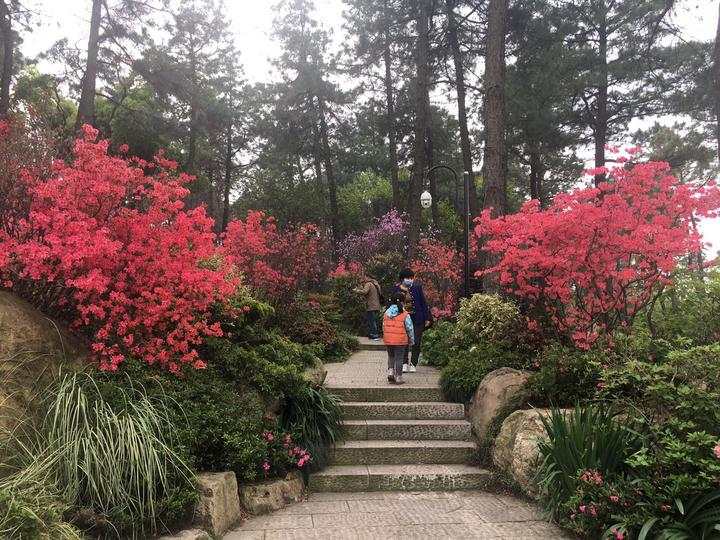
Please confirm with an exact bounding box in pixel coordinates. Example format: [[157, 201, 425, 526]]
[[411, 238, 462, 319], [476, 160, 720, 348], [338, 209, 407, 263], [223, 210, 327, 302], [0, 125, 237, 372], [261, 430, 311, 478]]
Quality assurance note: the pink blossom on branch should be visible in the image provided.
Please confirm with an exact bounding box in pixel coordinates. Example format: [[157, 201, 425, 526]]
[[475, 160, 720, 348], [0, 124, 238, 372]]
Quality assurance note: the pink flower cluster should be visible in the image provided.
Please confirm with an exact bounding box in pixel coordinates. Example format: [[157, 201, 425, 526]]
[[578, 504, 598, 517], [713, 443, 720, 459], [289, 445, 311, 468], [476, 159, 720, 348], [579, 469, 604, 486]]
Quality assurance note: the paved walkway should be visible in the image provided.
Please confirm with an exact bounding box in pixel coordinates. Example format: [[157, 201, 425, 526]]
[[226, 339, 569, 539], [226, 491, 570, 539]]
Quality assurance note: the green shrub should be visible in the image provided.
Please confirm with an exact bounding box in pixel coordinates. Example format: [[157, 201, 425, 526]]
[[440, 343, 527, 403], [364, 251, 403, 295], [452, 294, 523, 349], [421, 320, 456, 367], [276, 295, 358, 362], [330, 273, 366, 334], [526, 343, 605, 407], [280, 385, 344, 469], [635, 488, 720, 540], [0, 482, 81, 540]]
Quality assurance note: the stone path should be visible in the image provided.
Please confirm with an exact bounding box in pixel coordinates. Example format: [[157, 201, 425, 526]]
[[226, 338, 569, 539]]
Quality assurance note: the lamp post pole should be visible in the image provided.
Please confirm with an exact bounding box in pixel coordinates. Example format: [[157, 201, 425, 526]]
[[425, 165, 471, 299]]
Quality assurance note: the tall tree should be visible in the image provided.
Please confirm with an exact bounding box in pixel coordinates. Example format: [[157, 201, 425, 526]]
[[343, 0, 412, 211], [714, 2, 720, 161], [444, 0, 480, 216], [0, 0, 14, 118], [557, 0, 680, 185], [482, 0, 508, 217], [75, 0, 102, 130], [407, 0, 432, 258]]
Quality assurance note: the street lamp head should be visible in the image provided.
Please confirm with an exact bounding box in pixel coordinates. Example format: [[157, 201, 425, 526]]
[[420, 190, 432, 209]]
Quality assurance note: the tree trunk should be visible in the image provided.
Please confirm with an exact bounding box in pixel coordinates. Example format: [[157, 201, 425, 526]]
[[714, 2, 720, 162], [594, 11, 609, 186], [446, 0, 479, 217], [75, 0, 102, 131], [528, 142, 544, 206], [481, 0, 508, 294], [221, 122, 233, 232], [482, 0, 508, 218], [425, 110, 439, 226], [0, 1, 13, 119], [186, 48, 198, 173], [317, 96, 340, 255], [408, 0, 432, 260], [383, 11, 402, 211]]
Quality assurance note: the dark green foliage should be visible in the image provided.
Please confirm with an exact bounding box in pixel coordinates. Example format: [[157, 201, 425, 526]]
[[275, 295, 358, 363], [364, 252, 404, 296], [440, 343, 527, 403], [280, 385, 344, 469], [330, 273, 367, 334], [526, 343, 605, 407], [421, 320, 456, 367], [636, 489, 720, 540], [537, 405, 640, 517]]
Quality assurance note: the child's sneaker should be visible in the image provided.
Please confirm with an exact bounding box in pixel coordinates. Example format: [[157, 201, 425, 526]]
[[408, 363, 417, 373], [395, 375, 405, 385], [402, 364, 409, 373], [387, 368, 395, 383]]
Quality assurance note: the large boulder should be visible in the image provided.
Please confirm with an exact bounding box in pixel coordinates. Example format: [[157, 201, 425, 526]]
[[469, 367, 531, 444], [194, 472, 242, 535], [239, 471, 305, 515], [0, 291, 86, 436], [303, 358, 327, 386], [492, 408, 558, 498]]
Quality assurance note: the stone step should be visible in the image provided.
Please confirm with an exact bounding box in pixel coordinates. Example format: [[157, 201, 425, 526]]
[[330, 440, 475, 465], [343, 419, 472, 441], [309, 464, 492, 492], [328, 385, 443, 402], [356, 337, 386, 351], [340, 401, 465, 421]]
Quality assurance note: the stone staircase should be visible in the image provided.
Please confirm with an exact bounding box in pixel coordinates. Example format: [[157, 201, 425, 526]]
[[309, 340, 492, 492]]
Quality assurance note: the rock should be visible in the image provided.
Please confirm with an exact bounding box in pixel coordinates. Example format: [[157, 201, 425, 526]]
[[303, 358, 327, 386], [469, 367, 531, 444], [158, 529, 210, 540], [492, 408, 559, 498], [239, 471, 305, 515], [194, 472, 242, 535], [0, 291, 85, 437]]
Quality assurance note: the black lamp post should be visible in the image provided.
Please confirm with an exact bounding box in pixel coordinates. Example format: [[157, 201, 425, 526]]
[[423, 165, 472, 299]]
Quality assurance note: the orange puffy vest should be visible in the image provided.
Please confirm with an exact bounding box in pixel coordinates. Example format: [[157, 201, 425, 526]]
[[383, 311, 409, 345]]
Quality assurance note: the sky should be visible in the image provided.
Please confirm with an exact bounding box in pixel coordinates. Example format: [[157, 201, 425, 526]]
[[17, 0, 720, 253]]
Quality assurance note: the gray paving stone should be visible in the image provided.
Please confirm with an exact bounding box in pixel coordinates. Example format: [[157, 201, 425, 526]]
[[240, 515, 313, 531], [272, 501, 349, 515]]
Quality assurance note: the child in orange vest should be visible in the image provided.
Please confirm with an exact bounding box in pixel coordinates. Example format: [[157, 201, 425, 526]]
[[382, 292, 415, 384]]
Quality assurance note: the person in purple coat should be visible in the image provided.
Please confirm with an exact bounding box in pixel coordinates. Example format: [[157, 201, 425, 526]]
[[392, 268, 431, 372]]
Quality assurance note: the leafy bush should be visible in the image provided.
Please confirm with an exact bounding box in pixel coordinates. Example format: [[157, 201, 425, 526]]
[[452, 294, 524, 349], [636, 489, 720, 540], [280, 385, 344, 469], [440, 343, 527, 403], [526, 343, 605, 407], [329, 269, 366, 334], [537, 406, 640, 512], [0, 482, 81, 540], [275, 295, 358, 363], [421, 321, 456, 367]]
